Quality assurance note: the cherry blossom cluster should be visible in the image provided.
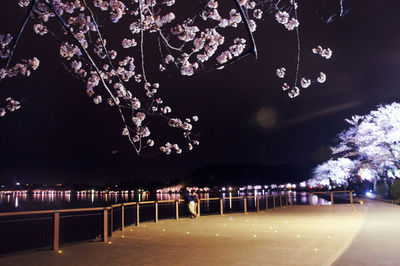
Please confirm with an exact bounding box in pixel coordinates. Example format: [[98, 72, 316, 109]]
[[312, 45, 332, 59], [277, 45, 330, 98], [152, 0, 270, 76], [18, 0, 31, 7], [0, 97, 21, 117], [0, 34, 13, 59], [276, 67, 286, 78], [278, 69, 327, 98], [275, 11, 299, 31], [0, 57, 40, 80], [0, 56, 40, 117]]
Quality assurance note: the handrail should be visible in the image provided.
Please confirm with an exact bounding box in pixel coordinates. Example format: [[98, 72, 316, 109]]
[[310, 190, 353, 194], [59, 207, 110, 213], [367, 196, 400, 206], [201, 197, 219, 201], [0, 210, 55, 217], [124, 202, 137, 206], [226, 196, 243, 199], [137, 201, 156, 205], [0, 206, 111, 217], [156, 200, 176, 203]]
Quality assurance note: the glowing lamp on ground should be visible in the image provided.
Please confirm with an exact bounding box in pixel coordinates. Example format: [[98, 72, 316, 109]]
[[365, 191, 375, 198]]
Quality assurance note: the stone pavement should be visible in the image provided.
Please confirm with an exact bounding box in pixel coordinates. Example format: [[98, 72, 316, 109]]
[[0, 203, 379, 266]]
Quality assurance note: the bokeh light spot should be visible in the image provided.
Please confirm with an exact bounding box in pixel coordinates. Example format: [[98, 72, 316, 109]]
[[256, 107, 277, 128]]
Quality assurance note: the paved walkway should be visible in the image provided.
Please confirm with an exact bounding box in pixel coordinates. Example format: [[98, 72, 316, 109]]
[[0, 201, 398, 266], [333, 199, 400, 265]]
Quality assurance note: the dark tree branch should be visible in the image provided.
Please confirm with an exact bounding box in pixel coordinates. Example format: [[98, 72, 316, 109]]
[[233, 0, 258, 59], [44, 0, 141, 154], [3, 0, 38, 71]]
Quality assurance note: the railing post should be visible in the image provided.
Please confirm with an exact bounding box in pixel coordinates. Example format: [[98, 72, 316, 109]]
[[265, 195, 269, 210], [136, 203, 140, 226], [244, 197, 247, 214], [256, 197, 260, 212], [279, 194, 282, 208], [286, 193, 290, 207], [330, 192, 334, 205], [53, 211, 59, 251], [220, 198, 224, 216], [103, 208, 108, 242], [350, 191, 353, 205], [175, 200, 179, 220], [155, 202, 158, 223], [110, 207, 113, 236], [121, 204, 125, 231], [309, 193, 313, 205], [291, 192, 294, 206], [273, 195, 276, 209]]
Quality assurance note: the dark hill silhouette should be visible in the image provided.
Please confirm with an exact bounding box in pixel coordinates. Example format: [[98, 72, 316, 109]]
[[187, 163, 317, 187]]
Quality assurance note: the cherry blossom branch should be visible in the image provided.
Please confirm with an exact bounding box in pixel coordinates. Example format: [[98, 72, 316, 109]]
[[339, 0, 345, 17], [138, 0, 148, 84], [202, 50, 253, 72], [81, 0, 126, 87], [233, 0, 257, 59], [1, 0, 344, 155], [157, 30, 184, 51], [293, 3, 301, 87], [3, 0, 38, 73], [44, 0, 141, 154]]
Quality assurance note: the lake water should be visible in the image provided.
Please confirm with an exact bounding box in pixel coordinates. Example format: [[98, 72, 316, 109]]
[[0, 190, 331, 212]]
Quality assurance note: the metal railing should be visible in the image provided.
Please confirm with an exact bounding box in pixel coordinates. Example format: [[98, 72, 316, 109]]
[[366, 195, 400, 206], [0, 190, 354, 255], [380, 199, 400, 205]]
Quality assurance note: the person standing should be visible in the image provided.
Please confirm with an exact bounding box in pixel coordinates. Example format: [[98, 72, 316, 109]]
[[184, 188, 192, 217], [188, 190, 198, 218]]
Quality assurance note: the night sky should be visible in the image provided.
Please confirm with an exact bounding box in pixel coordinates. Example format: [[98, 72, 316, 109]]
[[1, 0, 400, 185]]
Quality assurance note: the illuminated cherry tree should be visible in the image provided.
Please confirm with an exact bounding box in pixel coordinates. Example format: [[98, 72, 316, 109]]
[[310, 102, 400, 186], [0, 0, 339, 155], [309, 158, 357, 187]]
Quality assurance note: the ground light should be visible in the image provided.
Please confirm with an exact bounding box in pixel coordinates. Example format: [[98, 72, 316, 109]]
[[365, 191, 375, 198]]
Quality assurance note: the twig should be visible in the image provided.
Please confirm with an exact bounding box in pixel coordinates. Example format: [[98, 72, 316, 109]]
[[293, 4, 301, 88]]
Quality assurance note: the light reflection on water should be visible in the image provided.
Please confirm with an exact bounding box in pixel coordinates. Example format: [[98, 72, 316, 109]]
[[0, 190, 331, 211]]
